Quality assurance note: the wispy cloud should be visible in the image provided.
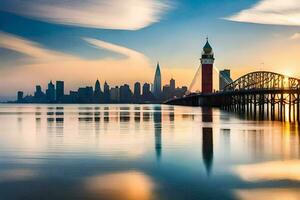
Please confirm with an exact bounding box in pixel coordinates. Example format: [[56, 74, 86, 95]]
[[290, 33, 300, 40], [225, 0, 300, 26], [0, 32, 152, 95], [83, 38, 148, 63], [0, 31, 74, 62], [0, 0, 171, 30]]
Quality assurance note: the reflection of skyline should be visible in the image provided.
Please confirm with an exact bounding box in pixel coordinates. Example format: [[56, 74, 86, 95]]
[[21, 105, 300, 165], [143, 106, 150, 122], [3, 104, 300, 200], [120, 107, 130, 122], [221, 129, 231, 156], [104, 107, 109, 122], [153, 105, 162, 161], [134, 107, 141, 122], [169, 106, 175, 122]]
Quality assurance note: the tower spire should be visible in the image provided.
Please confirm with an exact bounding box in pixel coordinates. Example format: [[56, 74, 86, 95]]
[[153, 62, 162, 98]]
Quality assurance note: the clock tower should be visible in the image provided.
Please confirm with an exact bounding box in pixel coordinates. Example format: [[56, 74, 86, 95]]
[[201, 38, 214, 93]]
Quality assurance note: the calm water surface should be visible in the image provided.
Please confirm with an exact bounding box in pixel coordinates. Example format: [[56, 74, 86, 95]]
[[0, 104, 300, 200]]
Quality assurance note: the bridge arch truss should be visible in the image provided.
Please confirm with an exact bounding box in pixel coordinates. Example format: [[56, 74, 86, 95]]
[[223, 71, 300, 91]]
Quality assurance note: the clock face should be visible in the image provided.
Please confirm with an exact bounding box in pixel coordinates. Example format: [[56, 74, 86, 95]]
[[201, 58, 214, 64]]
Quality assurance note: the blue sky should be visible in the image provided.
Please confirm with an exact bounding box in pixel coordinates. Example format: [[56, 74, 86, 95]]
[[1, 0, 300, 99]]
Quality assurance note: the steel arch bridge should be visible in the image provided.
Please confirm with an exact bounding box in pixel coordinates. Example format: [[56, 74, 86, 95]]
[[166, 71, 300, 121], [223, 71, 300, 91]]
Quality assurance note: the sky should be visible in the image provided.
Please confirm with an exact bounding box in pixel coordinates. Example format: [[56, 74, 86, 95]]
[[1, 0, 300, 100]]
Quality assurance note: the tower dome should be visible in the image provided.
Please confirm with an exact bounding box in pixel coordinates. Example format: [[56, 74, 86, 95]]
[[203, 39, 212, 54]]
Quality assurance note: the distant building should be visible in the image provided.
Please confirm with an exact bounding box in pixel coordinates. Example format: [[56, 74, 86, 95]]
[[134, 82, 141, 97], [153, 62, 162, 98], [142, 83, 154, 102], [23, 95, 34, 103], [17, 91, 23, 102], [133, 82, 141, 103], [56, 81, 64, 102], [219, 69, 233, 91], [34, 85, 45, 100], [68, 91, 78, 103], [110, 86, 120, 102], [94, 79, 102, 94], [120, 84, 132, 103], [78, 86, 93, 103], [33, 85, 46, 102], [34, 85, 42, 97], [170, 78, 175, 92], [46, 81, 55, 102], [103, 81, 110, 102], [143, 83, 151, 96], [162, 84, 171, 100], [94, 79, 102, 103]]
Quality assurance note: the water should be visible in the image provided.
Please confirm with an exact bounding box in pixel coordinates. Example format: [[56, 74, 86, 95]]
[[0, 104, 299, 200]]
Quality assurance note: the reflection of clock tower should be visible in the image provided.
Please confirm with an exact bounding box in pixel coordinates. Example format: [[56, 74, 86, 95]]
[[201, 38, 214, 93]]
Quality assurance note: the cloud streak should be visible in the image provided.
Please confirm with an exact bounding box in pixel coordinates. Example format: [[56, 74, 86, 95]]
[[290, 33, 300, 40], [83, 38, 148, 64], [0, 32, 74, 62], [0, 32, 152, 95], [0, 0, 171, 30], [225, 0, 300, 26]]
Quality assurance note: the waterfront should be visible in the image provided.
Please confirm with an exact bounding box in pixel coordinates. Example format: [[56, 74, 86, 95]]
[[0, 104, 300, 200]]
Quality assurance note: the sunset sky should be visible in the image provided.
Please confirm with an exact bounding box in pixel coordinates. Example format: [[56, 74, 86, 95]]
[[1, 0, 300, 100]]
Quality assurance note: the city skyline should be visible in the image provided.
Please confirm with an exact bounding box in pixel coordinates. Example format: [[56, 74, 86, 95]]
[[13, 63, 188, 104], [2, 0, 300, 100], [12, 41, 233, 104]]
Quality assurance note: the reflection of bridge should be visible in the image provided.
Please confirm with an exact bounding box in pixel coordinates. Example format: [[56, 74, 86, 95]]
[[166, 71, 300, 121]]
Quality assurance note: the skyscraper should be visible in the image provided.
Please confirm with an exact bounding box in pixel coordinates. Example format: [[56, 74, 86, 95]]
[[46, 81, 55, 102], [34, 85, 45, 102], [201, 38, 214, 93], [134, 82, 141, 97], [78, 86, 93, 103], [142, 82, 154, 102], [94, 79, 102, 94], [103, 81, 110, 102], [143, 83, 151, 96], [153, 62, 162, 98], [120, 84, 132, 103], [110, 86, 120, 102], [17, 91, 23, 102], [56, 81, 64, 102], [170, 78, 175, 92], [34, 85, 44, 98], [94, 79, 102, 103], [162, 84, 171, 100], [219, 69, 233, 91]]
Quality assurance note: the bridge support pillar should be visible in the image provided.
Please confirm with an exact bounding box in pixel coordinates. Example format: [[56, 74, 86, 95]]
[[271, 94, 275, 121], [296, 93, 300, 122]]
